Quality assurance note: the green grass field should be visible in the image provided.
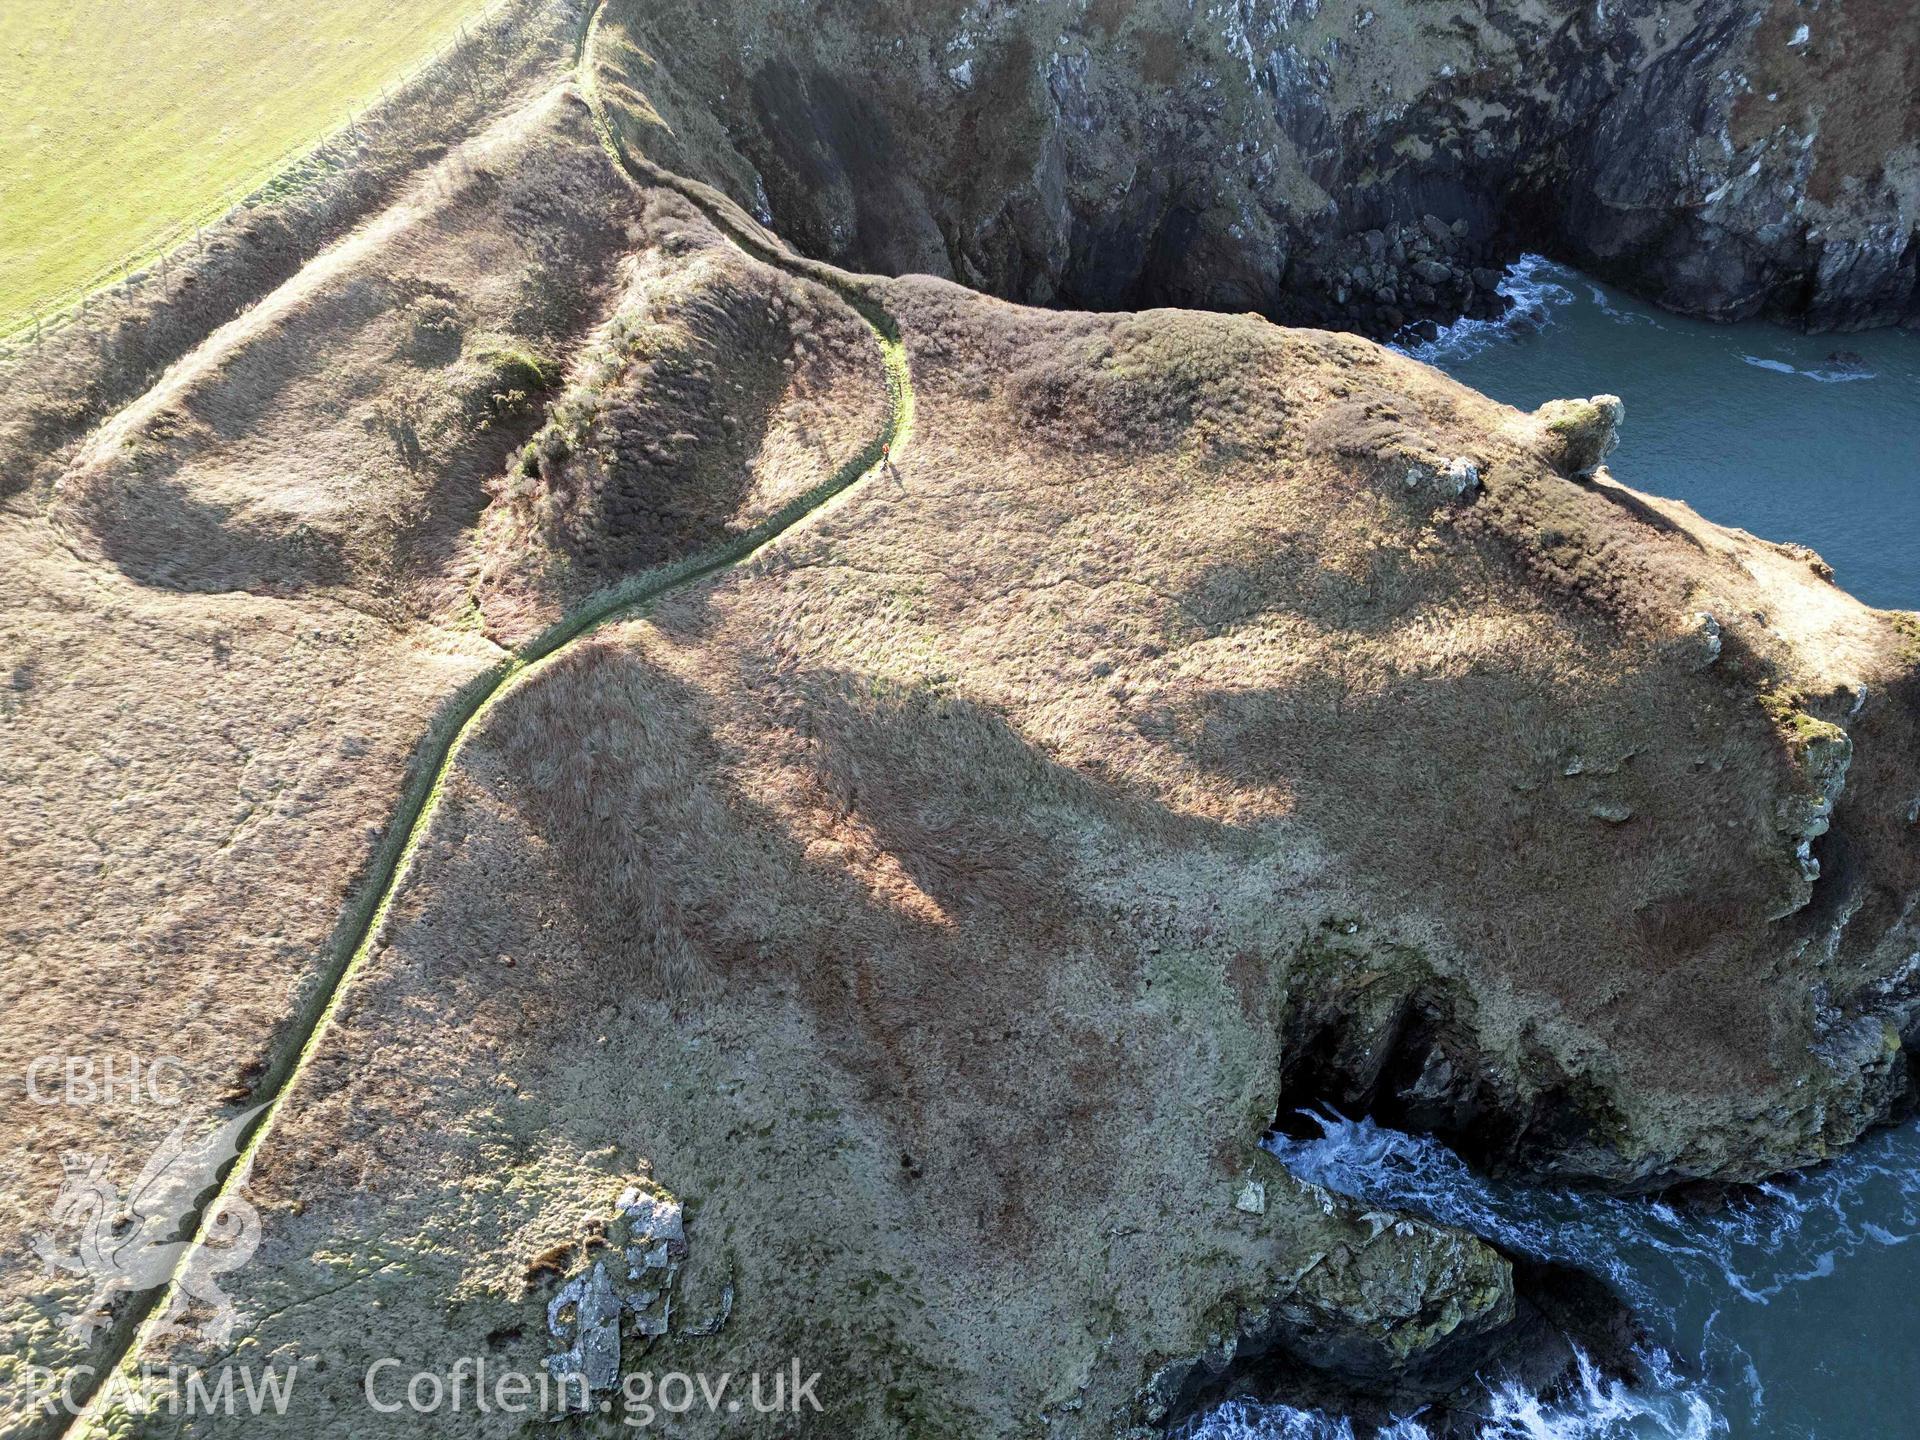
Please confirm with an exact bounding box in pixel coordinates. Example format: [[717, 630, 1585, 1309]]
[[0, 0, 486, 335]]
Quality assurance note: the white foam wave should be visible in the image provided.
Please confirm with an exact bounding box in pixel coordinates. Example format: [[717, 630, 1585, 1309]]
[[1740, 354, 1877, 383], [1190, 1399, 1434, 1440], [1188, 1399, 1361, 1439], [1587, 284, 1664, 329], [1189, 1350, 1717, 1440], [1476, 1351, 1720, 1440], [1396, 255, 1576, 364], [1184, 1113, 1920, 1439], [1262, 1111, 1920, 1317]]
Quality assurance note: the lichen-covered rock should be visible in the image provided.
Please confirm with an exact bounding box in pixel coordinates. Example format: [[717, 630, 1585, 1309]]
[[546, 1261, 623, 1397], [1764, 696, 1855, 913], [1139, 1180, 1527, 1426], [1257, 1214, 1518, 1391], [1535, 395, 1625, 477], [1403, 456, 1482, 502], [545, 1182, 693, 1393], [1691, 610, 1725, 670]]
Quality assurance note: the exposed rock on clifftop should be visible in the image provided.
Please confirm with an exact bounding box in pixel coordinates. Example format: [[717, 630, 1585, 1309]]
[[596, 0, 1920, 334]]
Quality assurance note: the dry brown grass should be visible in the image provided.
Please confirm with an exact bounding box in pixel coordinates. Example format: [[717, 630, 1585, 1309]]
[[43, 88, 634, 619], [93, 612, 1386, 1438], [472, 189, 889, 626], [1730, 0, 1920, 206], [79, 260, 1920, 1439], [641, 270, 1920, 1170], [0, 508, 503, 1421], [0, 72, 895, 1426], [7, 30, 1920, 1435]]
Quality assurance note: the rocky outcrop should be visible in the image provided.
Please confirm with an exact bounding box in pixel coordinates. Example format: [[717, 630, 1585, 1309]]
[[1556, 0, 1920, 328], [1139, 1209, 1645, 1435], [544, 1185, 695, 1399], [597, 0, 1920, 335], [1138, 1191, 1523, 1428], [1536, 396, 1626, 478]]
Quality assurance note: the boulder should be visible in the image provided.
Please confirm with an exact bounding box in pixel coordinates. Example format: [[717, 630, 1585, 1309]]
[[1534, 394, 1624, 476]]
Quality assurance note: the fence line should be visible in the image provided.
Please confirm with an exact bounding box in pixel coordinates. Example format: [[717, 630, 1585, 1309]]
[[0, 0, 527, 354]]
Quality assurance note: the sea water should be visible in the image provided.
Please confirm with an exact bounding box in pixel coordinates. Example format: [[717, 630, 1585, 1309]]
[[1410, 257, 1920, 610], [1227, 1114, 1920, 1439], [1195, 261, 1920, 1439]]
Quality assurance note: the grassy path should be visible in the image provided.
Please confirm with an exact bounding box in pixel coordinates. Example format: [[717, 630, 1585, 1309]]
[[58, 78, 913, 1435]]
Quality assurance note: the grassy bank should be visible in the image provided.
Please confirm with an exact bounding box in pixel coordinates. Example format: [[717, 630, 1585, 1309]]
[[0, 0, 486, 334]]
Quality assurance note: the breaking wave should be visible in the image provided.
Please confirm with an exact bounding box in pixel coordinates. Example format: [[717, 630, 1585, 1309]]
[[1183, 1111, 1920, 1438], [1192, 1349, 1715, 1440], [1265, 1111, 1920, 1315], [1739, 354, 1878, 384], [1397, 255, 1576, 365]]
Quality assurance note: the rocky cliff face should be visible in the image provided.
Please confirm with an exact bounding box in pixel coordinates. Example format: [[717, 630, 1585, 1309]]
[[600, 0, 1920, 335]]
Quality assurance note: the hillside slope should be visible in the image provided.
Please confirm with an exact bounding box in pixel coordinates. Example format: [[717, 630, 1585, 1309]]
[[93, 258, 1920, 1434]]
